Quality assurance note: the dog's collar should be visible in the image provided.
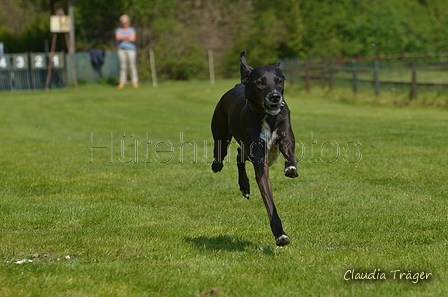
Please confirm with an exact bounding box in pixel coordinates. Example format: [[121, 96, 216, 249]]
[[246, 99, 266, 114]]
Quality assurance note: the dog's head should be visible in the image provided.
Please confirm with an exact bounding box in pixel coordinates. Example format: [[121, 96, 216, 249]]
[[240, 51, 285, 116]]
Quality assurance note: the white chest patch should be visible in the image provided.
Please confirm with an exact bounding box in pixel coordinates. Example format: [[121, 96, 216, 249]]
[[260, 117, 279, 166]]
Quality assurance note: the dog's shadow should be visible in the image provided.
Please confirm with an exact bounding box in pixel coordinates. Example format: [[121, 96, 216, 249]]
[[184, 235, 274, 255]]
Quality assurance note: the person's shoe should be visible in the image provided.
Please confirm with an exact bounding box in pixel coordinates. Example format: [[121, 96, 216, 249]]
[[117, 83, 125, 89], [133, 83, 139, 89]]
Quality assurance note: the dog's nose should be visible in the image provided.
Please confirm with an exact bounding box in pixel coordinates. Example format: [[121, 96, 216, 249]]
[[270, 93, 282, 103]]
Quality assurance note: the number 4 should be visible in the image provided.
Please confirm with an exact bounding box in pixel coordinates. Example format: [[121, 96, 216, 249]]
[[0, 56, 7, 69]]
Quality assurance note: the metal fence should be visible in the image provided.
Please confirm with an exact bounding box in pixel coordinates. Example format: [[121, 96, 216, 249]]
[[280, 52, 448, 99], [0, 51, 119, 92], [0, 52, 66, 91]]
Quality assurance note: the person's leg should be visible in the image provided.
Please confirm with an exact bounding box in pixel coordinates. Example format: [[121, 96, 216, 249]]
[[117, 49, 127, 88], [128, 50, 139, 88]]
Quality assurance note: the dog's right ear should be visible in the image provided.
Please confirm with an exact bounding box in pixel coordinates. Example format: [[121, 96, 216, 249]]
[[240, 51, 253, 85]]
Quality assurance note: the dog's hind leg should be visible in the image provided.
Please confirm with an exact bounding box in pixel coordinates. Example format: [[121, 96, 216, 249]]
[[211, 106, 231, 173], [237, 146, 250, 199]]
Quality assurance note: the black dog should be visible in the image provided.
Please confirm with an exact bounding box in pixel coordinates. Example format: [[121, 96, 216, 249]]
[[211, 51, 299, 246]]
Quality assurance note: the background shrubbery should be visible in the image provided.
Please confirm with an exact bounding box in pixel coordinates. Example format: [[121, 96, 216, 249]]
[[1, 0, 448, 81]]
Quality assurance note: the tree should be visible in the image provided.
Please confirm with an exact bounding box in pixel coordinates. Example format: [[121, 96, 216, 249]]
[[2, 0, 448, 80]]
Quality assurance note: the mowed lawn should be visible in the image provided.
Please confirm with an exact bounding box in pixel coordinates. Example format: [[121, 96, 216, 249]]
[[1, 81, 447, 296]]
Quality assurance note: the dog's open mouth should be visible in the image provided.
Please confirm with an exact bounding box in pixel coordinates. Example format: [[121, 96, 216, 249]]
[[264, 103, 282, 115]]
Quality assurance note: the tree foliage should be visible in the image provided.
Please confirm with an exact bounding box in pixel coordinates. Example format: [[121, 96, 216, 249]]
[[1, 0, 448, 80]]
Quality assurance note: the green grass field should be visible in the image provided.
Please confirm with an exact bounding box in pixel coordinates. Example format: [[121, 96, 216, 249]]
[[1, 81, 447, 296]]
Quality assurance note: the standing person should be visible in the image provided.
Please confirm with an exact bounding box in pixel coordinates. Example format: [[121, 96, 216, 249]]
[[116, 14, 139, 89]]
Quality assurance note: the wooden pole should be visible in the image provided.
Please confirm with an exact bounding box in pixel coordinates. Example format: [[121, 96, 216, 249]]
[[65, 33, 78, 89], [411, 62, 417, 100], [294, 58, 300, 85], [374, 59, 380, 96], [149, 48, 157, 87], [352, 60, 358, 95], [329, 58, 334, 91], [321, 56, 327, 86], [401, 50, 406, 66], [45, 33, 57, 90], [357, 53, 362, 64], [68, 0, 75, 54], [305, 58, 311, 92]]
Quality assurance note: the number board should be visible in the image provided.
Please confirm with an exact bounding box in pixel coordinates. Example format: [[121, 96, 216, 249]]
[[50, 53, 65, 69], [11, 54, 28, 69], [0, 55, 11, 69], [30, 53, 65, 69], [30, 53, 47, 69], [50, 15, 71, 33]]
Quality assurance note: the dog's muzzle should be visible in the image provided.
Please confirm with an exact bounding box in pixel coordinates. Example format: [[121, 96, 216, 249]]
[[264, 92, 284, 115]]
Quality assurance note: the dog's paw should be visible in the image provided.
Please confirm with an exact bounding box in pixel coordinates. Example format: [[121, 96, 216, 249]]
[[241, 190, 250, 199], [211, 161, 224, 173], [276, 234, 290, 246], [284, 166, 299, 178]]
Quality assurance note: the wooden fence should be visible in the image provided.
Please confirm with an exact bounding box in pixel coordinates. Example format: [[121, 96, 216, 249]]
[[281, 51, 448, 99]]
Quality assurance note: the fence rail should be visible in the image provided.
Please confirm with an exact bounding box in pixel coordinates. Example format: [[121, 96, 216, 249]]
[[281, 51, 448, 99]]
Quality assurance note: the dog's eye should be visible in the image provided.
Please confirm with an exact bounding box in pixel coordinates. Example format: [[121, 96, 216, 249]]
[[256, 80, 264, 87], [275, 79, 283, 85]]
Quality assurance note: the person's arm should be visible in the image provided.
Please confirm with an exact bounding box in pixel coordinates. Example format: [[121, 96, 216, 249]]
[[115, 29, 136, 42], [127, 31, 136, 42], [115, 30, 123, 41]]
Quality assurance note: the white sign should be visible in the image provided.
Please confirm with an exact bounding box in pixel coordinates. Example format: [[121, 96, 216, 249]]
[[31, 53, 46, 68], [11, 54, 28, 69], [50, 15, 71, 33], [0, 55, 10, 69], [50, 53, 64, 68]]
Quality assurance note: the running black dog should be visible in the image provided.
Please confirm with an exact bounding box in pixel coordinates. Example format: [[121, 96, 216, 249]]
[[211, 51, 299, 246]]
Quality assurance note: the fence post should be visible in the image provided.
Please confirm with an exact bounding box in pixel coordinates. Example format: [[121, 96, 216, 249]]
[[376, 51, 381, 62], [411, 62, 417, 100], [149, 48, 157, 87], [287, 58, 298, 85], [321, 56, 327, 86], [288, 58, 294, 85], [329, 57, 334, 91], [401, 50, 406, 66], [374, 59, 380, 96], [294, 57, 299, 85], [357, 53, 362, 64], [352, 60, 358, 95], [305, 58, 311, 92]]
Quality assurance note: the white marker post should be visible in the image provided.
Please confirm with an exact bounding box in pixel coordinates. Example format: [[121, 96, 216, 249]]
[[149, 48, 157, 87]]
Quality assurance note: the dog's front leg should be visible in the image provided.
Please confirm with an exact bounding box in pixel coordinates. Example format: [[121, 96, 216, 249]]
[[252, 161, 290, 246], [278, 130, 299, 178]]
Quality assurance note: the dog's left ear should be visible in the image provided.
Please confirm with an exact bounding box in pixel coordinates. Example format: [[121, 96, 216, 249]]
[[240, 51, 253, 85]]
